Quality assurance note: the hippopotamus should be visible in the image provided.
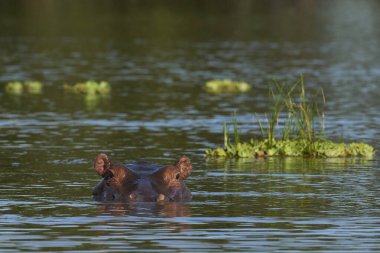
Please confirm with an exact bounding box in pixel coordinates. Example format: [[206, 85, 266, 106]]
[[92, 153, 192, 202]]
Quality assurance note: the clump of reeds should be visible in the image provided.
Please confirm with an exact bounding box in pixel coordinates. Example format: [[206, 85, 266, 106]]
[[206, 76, 375, 158]]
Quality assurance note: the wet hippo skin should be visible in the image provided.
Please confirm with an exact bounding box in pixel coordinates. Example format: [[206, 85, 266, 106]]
[[92, 153, 192, 202]]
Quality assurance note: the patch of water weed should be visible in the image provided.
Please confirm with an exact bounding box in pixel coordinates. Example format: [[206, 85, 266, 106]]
[[4, 81, 43, 95], [63, 81, 111, 95], [204, 79, 250, 94], [206, 76, 375, 158], [63, 81, 111, 110]]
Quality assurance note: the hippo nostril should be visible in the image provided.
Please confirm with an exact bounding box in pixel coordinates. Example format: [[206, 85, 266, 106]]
[[157, 194, 166, 202], [128, 193, 137, 200], [175, 173, 180, 180]]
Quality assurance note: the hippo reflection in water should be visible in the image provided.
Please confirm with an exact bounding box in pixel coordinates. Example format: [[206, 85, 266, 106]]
[[92, 153, 192, 202]]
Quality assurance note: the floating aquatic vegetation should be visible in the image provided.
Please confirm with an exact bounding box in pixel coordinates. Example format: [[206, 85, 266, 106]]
[[63, 81, 111, 110], [206, 76, 375, 159], [206, 137, 374, 159], [5, 81, 43, 95], [204, 79, 250, 94], [5, 82, 23, 94], [23, 81, 43, 94], [63, 81, 111, 95], [346, 143, 375, 158]]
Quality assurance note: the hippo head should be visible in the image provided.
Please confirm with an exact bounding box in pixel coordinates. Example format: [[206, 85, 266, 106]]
[[92, 153, 192, 202]]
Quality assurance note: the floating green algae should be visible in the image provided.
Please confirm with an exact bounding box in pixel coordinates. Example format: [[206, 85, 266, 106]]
[[206, 76, 375, 159], [63, 81, 111, 95], [24, 81, 43, 94], [5, 82, 23, 94], [204, 79, 250, 94], [63, 81, 111, 110], [5, 81, 43, 94]]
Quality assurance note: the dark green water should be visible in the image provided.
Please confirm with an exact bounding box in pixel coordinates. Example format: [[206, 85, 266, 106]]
[[1, 1, 380, 252]]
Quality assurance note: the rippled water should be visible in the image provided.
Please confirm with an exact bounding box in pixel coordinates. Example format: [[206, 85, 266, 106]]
[[1, 1, 380, 252]]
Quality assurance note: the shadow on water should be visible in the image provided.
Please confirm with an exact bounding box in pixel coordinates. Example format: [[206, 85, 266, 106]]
[[96, 201, 191, 218]]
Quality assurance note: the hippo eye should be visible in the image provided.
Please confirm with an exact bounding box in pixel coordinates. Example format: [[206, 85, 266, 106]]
[[175, 172, 180, 180]]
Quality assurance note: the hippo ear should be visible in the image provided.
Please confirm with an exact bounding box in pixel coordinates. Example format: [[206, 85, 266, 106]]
[[94, 153, 112, 177], [175, 155, 192, 179]]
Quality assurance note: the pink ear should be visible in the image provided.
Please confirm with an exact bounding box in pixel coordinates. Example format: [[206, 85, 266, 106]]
[[94, 153, 112, 177], [176, 155, 192, 179]]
